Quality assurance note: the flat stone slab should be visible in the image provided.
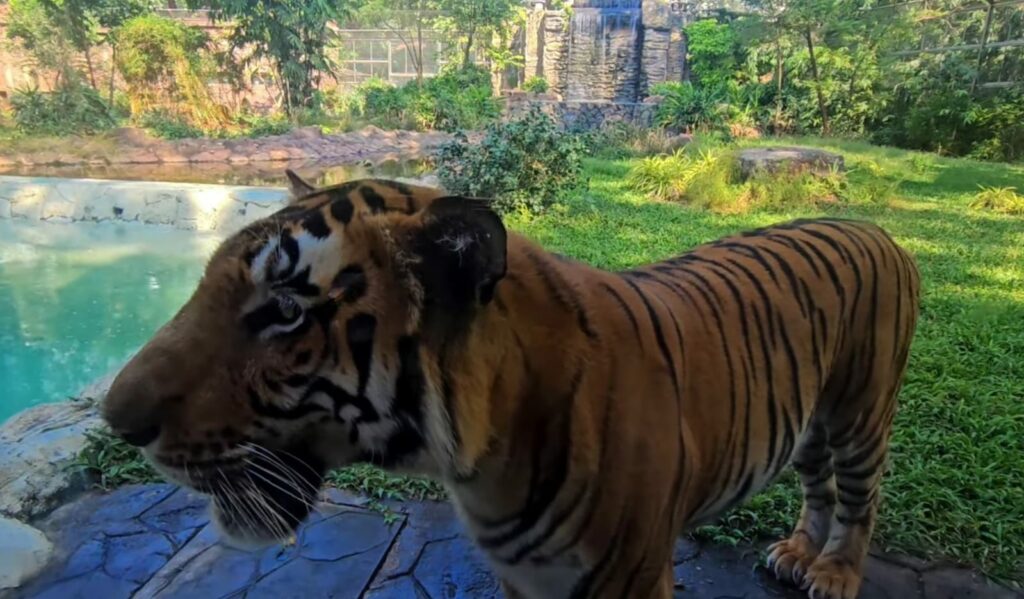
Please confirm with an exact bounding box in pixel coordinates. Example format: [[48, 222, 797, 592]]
[[7, 483, 1020, 598], [738, 146, 846, 180]]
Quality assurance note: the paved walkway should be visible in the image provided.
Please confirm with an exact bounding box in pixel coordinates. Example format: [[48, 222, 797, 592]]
[[7, 484, 1019, 599]]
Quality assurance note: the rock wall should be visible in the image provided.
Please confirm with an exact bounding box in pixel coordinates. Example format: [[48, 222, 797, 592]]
[[523, 0, 691, 103], [504, 93, 661, 130], [0, 176, 290, 234]]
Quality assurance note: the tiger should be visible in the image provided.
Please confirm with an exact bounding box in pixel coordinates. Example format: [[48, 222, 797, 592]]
[[101, 170, 920, 599]]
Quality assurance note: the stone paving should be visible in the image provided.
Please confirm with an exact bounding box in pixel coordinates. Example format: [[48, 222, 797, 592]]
[[6, 483, 1020, 599]]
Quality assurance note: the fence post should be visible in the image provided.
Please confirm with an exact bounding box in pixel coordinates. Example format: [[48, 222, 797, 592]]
[[971, 0, 996, 93]]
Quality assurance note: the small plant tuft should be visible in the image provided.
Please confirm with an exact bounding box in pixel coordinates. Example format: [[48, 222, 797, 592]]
[[969, 186, 1024, 215], [521, 76, 550, 94], [73, 427, 160, 490]]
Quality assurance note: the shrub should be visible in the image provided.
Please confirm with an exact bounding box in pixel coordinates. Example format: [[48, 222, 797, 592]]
[[627, 140, 848, 214], [521, 76, 550, 94], [10, 81, 116, 136], [139, 109, 202, 139], [114, 14, 227, 131], [685, 19, 740, 91], [584, 123, 685, 159], [353, 66, 499, 132], [435, 107, 586, 214], [651, 82, 727, 133], [236, 113, 293, 137], [970, 186, 1024, 216], [73, 428, 159, 490]]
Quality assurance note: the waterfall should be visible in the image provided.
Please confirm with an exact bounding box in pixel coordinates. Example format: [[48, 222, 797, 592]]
[[564, 1, 642, 101]]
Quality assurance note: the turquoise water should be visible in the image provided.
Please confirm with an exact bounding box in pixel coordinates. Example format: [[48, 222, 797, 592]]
[[0, 221, 221, 423]]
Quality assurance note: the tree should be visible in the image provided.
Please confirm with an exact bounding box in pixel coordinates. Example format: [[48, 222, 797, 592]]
[[192, 0, 360, 113], [435, 0, 521, 68], [356, 0, 441, 83]]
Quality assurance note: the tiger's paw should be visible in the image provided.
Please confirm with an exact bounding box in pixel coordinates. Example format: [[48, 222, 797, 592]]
[[766, 534, 819, 586], [801, 555, 862, 599]]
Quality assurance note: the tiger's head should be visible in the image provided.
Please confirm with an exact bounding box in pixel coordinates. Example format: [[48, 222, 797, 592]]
[[101, 172, 507, 547]]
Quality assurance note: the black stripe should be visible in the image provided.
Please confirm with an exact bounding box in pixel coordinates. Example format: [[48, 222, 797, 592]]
[[247, 387, 327, 420], [330, 197, 354, 224], [621, 278, 680, 399], [527, 251, 599, 341], [346, 313, 377, 396], [478, 369, 583, 549], [600, 281, 642, 344], [332, 265, 367, 303], [360, 185, 387, 213], [301, 210, 331, 239]]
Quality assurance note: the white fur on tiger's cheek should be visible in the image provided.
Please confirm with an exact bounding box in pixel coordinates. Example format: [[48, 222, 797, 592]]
[[250, 239, 280, 284]]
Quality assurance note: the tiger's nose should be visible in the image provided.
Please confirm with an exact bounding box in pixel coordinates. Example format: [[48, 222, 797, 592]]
[[102, 356, 174, 449]]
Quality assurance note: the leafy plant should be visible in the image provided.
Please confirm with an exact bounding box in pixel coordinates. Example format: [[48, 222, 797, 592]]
[[353, 66, 499, 132], [114, 14, 227, 130], [192, 0, 360, 113], [651, 82, 727, 133], [435, 107, 586, 214], [685, 19, 741, 91], [73, 427, 159, 490], [10, 80, 116, 135], [521, 75, 550, 94], [139, 109, 203, 139], [969, 186, 1024, 216]]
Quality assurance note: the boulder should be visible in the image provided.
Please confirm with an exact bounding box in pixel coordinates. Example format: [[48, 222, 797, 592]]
[[737, 147, 845, 180], [0, 370, 116, 520], [0, 517, 53, 589]]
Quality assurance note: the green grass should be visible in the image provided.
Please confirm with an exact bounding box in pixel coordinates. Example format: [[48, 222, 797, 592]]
[[507, 139, 1024, 585], [75, 137, 1024, 583]]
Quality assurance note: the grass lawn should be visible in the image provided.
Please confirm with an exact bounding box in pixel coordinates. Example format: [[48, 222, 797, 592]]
[[76, 137, 1023, 584], [505, 138, 1024, 584]]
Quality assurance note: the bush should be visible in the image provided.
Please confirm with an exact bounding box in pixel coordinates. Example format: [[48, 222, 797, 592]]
[[626, 140, 847, 214], [584, 122, 685, 159], [139, 109, 202, 139], [114, 14, 227, 131], [970, 186, 1024, 216], [10, 81, 116, 136], [652, 82, 727, 133], [435, 107, 586, 214], [521, 76, 550, 94], [353, 66, 499, 132], [685, 19, 741, 91]]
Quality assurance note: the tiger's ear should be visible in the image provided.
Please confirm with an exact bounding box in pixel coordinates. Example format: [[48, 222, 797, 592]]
[[413, 196, 507, 308], [285, 169, 315, 201]]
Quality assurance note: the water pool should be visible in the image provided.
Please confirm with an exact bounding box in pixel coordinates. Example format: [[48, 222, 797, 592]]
[[0, 220, 221, 423]]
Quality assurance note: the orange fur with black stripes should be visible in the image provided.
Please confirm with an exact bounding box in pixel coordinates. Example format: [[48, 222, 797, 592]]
[[103, 171, 920, 599]]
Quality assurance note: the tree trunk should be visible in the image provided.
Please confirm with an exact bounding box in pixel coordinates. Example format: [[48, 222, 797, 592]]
[[775, 32, 784, 132], [416, 18, 424, 83], [804, 27, 830, 135], [84, 47, 98, 90], [463, 26, 476, 67], [109, 43, 118, 107]]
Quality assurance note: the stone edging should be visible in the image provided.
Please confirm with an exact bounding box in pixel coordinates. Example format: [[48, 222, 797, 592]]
[[0, 175, 290, 234]]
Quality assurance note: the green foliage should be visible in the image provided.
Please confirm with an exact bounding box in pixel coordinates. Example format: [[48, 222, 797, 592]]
[[10, 81, 116, 136], [652, 82, 727, 133], [685, 19, 741, 90], [327, 464, 446, 502], [627, 138, 851, 213], [193, 0, 359, 113], [139, 109, 203, 139], [521, 76, 550, 94], [353, 66, 499, 131], [5, 0, 80, 79], [969, 186, 1024, 216], [435, 107, 586, 214], [583, 122, 685, 159], [73, 427, 160, 490], [434, 0, 523, 67], [114, 14, 227, 130]]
